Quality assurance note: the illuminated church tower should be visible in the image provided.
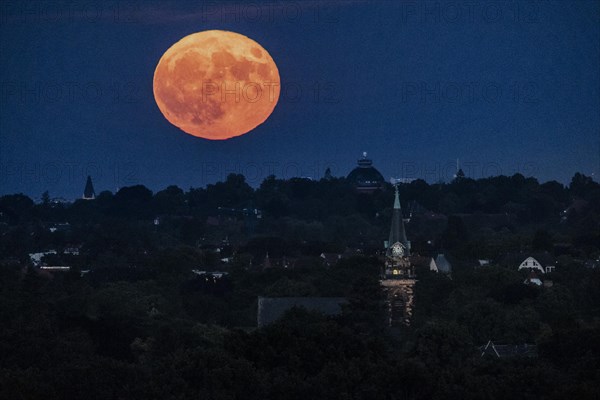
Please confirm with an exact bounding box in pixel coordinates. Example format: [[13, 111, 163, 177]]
[[384, 184, 413, 277], [381, 183, 416, 326]]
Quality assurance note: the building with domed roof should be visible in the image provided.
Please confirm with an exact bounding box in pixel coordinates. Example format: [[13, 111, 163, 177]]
[[346, 152, 385, 193]]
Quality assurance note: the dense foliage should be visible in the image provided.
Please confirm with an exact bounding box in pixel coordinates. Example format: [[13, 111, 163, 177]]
[[0, 173, 599, 399]]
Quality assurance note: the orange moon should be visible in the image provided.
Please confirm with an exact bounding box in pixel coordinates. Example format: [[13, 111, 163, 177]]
[[153, 30, 280, 140]]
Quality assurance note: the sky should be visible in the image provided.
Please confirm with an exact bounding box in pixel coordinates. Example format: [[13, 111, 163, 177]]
[[1, 0, 599, 200]]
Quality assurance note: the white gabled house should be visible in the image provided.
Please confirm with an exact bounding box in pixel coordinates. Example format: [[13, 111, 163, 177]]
[[498, 252, 557, 274], [517, 256, 555, 274]]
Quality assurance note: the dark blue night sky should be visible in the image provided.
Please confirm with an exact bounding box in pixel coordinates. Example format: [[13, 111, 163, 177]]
[[1, 0, 599, 199]]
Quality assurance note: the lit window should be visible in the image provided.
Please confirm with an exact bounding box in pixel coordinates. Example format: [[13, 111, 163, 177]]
[[392, 269, 399, 275]]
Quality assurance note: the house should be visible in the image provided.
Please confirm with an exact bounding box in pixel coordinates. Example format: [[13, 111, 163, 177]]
[[29, 250, 57, 267], [500, 252, 556, 274], [524, 270, 542, 286], [517, 255, 555, 274], [191, 270, 229, 279], [430, 253, 452, 276], [480, 340, 537, 358], [30, 247, 82, 269], [64, 246, 81, 256]]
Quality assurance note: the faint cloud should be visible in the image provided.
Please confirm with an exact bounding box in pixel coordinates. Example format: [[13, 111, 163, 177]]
[[132, 0, 368, 25]]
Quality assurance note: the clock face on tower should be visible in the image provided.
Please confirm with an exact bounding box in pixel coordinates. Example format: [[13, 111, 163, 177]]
[[391, 242, 404, 257]]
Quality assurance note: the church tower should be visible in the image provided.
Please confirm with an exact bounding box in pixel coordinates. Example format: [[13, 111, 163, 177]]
[[83, 176, 95, 200], [384, 184, 413, 277], [381, 183, 416, 326]]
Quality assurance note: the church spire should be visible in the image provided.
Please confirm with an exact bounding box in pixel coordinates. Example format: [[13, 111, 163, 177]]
[[83, 176, 95, 200], [387, 184, 409, 256]]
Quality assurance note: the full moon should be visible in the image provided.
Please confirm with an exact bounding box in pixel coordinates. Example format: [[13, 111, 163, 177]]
[[153, 30, 280, 140]]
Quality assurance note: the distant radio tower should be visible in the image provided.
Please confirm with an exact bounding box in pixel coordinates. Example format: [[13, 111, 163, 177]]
[[454, 159, 465, 180]]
